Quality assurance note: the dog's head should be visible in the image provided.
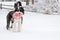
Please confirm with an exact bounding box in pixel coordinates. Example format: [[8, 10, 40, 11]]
[[14, 1, 22, 11]]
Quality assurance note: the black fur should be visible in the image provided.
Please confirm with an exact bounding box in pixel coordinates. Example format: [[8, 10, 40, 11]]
[[6, 1, 24, 30]]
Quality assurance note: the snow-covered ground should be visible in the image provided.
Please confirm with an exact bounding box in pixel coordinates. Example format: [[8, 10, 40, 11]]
[[0, 9, 60, 40]]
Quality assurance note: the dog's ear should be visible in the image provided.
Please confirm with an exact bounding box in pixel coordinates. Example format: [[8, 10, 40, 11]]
[[20, 7, 24, 14], [14, 3, 17, 8], [14, 3, 18, 11]]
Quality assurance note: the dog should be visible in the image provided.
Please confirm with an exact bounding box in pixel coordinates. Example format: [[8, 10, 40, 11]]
[[6, 1, 24, 30]]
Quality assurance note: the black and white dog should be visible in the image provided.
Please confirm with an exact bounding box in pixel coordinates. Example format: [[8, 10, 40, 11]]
[[6, 1, 24, 30]]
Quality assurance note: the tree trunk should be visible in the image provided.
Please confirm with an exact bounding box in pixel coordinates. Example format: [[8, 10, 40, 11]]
[[26, 0, 29, 5], [32, 0, 34, 4]]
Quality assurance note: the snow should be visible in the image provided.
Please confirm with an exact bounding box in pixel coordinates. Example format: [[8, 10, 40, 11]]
[[0, 9, 60, 40], [34, 0, 60, 14]]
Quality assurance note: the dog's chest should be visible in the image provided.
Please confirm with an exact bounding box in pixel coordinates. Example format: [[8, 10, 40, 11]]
[[12, 12, 22, 19]]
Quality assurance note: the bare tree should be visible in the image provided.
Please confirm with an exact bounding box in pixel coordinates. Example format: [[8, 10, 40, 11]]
[[26, 0, 29, 5], [0, 3, 2, 9], [32, 0, 34, 4]]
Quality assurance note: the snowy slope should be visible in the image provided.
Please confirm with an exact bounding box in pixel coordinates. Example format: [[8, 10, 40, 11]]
[[0, 9, 60, 40]]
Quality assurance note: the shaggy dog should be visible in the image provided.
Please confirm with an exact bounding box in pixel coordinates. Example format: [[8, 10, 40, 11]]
[[6, 1, 24, 30]]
